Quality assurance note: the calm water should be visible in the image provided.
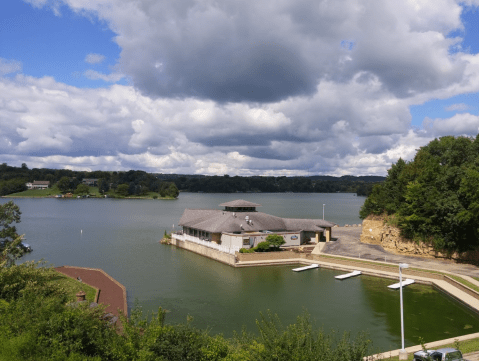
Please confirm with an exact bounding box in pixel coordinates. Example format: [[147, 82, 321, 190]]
[[2, 193, 479, 352]]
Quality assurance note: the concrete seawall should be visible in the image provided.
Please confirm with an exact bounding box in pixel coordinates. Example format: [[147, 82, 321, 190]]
[[170, 237, 236, 265]]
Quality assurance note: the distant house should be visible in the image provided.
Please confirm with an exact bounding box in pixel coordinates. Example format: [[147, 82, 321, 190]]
[[26, 180, 50, 190], [174, 200, 334, 251], [82, 178, 98, 186]]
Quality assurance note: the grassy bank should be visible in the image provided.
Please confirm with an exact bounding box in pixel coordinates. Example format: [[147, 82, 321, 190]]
[[49, 272, 97, 303], [5, 186, 177, 200]]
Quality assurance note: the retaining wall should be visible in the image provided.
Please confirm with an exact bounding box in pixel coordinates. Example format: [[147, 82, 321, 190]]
[[171, 238, 236, 265]]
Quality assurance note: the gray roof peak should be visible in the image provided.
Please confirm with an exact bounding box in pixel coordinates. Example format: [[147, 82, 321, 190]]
[[219, 200, 262, 208]]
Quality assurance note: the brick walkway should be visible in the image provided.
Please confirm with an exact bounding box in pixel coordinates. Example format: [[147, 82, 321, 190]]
[[55, 266, 127, 317]]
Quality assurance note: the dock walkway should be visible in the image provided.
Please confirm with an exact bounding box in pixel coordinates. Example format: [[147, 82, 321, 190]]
[[55, 266, 128, 317]]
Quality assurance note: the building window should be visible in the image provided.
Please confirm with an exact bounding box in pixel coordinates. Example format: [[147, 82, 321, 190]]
[[243, 238, 249, 245]]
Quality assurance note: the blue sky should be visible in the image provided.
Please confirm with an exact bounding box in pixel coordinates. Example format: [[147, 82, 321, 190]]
[[1, 0, 479, 176]]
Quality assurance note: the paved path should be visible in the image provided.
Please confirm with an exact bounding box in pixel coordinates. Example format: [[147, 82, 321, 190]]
[[322, 227, 479, 278], [55, 266, 128, 317]]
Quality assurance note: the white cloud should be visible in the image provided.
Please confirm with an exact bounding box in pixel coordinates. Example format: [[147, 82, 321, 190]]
[[85, 53, 106, 64], [0, 58, 22, 76], [423, 113, 479, 136], [3, 0, 479, 176], [84, 69, 124, 82], [445, 103, 470, 111]]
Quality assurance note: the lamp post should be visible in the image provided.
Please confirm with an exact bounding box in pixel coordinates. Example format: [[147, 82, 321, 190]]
[[322, 204, 325, 220], [399, 263, 409, 360]]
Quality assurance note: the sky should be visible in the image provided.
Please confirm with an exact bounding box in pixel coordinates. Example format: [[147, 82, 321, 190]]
[[1, 0, 479, 176]]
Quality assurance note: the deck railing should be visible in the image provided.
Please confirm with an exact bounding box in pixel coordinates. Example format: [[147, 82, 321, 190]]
[[172, 233, 240, 255]]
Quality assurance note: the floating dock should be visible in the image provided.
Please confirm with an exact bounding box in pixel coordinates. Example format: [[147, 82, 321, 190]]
[[387, 279, 415, 289], [335, 270, 361, 280], [292, 264, 319, 272]]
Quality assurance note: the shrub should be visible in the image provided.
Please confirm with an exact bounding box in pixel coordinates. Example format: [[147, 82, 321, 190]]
[[255, 241, 271, 252], [239, 248, 254, 253], [265, 234, 285, 250]]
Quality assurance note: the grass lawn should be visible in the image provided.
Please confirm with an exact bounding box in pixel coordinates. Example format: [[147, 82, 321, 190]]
[[49, 272, 97, 303], [6, 186, 176, 200], [8, 185, 62, 197]]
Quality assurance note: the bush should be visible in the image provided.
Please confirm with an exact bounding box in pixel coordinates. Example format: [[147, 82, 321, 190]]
[[255, 241, 271, 252], [239, 248, 254, 253], [0, 261, 65, 302], [265, 234, 285, 250]]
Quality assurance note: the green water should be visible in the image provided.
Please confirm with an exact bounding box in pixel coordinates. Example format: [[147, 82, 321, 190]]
[[3, 194, 479, 352]]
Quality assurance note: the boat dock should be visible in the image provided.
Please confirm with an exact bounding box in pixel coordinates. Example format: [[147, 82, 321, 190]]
[[292, 264, 319, 272], [388, 279, 415, 289], [335, 270, 361, 280]]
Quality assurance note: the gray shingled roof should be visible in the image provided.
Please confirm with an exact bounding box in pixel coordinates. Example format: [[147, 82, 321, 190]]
[[219, 200, 262, 208], [178, 208, 334, 233]]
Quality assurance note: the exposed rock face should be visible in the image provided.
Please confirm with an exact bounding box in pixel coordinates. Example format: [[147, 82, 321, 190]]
[[361, 217, 479, 262], [361, 219, 439, 258]]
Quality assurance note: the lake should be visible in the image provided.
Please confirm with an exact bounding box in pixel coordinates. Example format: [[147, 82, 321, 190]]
[[2, 193, 479, 352]]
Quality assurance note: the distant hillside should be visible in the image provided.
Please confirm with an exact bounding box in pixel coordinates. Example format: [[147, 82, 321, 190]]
[[0, 163, 385, 197]]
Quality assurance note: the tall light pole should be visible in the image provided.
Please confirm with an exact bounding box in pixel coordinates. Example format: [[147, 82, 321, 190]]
[[399, 263, 409, 360], [322, 204, 325, 220]]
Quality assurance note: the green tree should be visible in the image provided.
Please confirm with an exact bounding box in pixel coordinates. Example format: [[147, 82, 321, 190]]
[[116, 183, 130, 197], [74, 184, 90, 195], [57, 176, 71, 193], [360, 134, 479, 253], [0, 201, 24, 267], [265, 234, 285, 250], [97, 178, 109, 194]]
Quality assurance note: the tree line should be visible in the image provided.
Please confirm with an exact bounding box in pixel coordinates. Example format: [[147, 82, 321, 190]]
[[360, 135, 479, 253], [0, 165, 179, 198], [170, 174, 383, 195], [0, 162, 383, 197]]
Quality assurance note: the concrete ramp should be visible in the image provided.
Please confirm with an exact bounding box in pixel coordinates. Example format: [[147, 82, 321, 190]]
[[311, 242, 326, 255]]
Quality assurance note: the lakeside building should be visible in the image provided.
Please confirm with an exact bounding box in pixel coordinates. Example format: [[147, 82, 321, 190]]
[[173, 200, 335, 253], [25, 180, 50, 190]]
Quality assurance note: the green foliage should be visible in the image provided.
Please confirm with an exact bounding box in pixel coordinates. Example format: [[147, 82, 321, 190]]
[[0, 261, 66, 301], [255, 241, 271, 252], [57, 176, 72, 193], [234, 311, 371, 361], [239, 248, 255, 253], [74, 183, 90, 195], [116, 183, 130, 197], [0, 178, 27, 196], [265, 234, 285, 250], [159, 182, 180, 198], [0, 201, 24, 267], [360, 134, 479, 252]]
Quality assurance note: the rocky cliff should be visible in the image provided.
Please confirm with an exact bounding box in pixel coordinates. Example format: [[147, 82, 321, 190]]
[[360, 218, 445, 258]]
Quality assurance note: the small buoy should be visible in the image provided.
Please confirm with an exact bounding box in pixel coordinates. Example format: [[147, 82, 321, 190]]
[[81, 229, 83, 234]]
